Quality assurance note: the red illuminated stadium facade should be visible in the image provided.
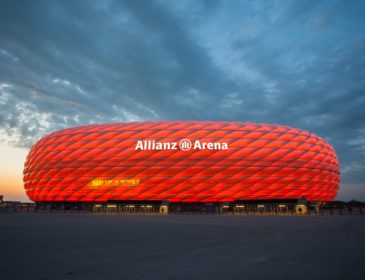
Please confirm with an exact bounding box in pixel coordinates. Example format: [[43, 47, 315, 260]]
[[23, 121, 340, 212]]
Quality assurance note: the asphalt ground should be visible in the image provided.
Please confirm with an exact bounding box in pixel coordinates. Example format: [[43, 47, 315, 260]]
[[1, 213, 365, 280]]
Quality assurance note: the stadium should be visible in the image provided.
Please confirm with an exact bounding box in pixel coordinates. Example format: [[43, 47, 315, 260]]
[[23, 121, 340, 214]]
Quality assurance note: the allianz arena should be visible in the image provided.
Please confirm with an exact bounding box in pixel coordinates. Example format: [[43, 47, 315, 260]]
[[24, 121, 340, 212]]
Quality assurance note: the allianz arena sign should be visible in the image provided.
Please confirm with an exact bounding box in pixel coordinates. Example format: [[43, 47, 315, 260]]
[[135, 139, 229, 151]]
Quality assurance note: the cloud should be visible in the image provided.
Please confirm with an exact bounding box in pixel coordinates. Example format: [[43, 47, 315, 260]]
[[0, 0, 365, 196]]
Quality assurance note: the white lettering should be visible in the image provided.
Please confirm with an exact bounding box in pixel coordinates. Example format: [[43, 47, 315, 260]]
[[194, 140, 202, 149], [135, 139, 229, 151], [135, 140, 143, 150]]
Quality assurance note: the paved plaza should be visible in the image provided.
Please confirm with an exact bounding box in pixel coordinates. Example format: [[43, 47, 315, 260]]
[[1, 213, 365, 280]]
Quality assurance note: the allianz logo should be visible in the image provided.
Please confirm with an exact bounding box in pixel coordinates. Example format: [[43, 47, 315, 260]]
[[135, 139, 228, 151]]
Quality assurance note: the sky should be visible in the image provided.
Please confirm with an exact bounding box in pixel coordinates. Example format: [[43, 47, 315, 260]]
[[0, 0, 365, 202]]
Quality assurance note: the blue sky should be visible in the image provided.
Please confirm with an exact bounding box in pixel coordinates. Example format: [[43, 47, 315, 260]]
[[0, 0, 365, 200]]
